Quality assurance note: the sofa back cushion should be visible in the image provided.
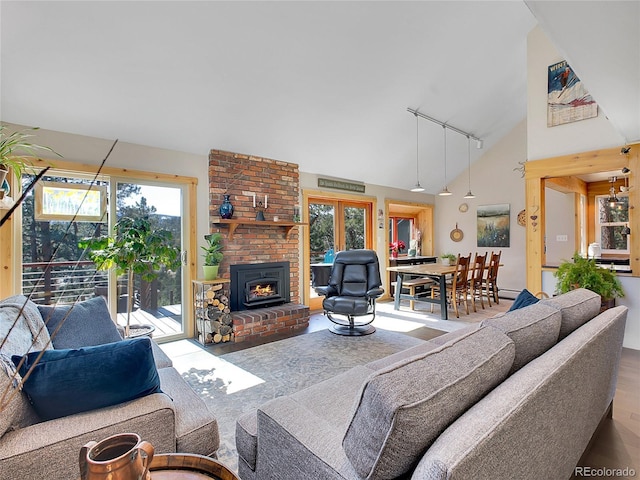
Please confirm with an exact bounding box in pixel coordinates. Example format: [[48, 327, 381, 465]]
[[540, 288, 601, 340], [482, 302, 561, 373], [342, 326, 515, 480], [38, 296, 123, 349]]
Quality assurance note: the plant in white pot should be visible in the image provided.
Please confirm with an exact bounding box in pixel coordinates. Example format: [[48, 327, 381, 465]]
[[79, 216, 181, 337], [440, 253, 456, 265], [202, 233, 223, 280]]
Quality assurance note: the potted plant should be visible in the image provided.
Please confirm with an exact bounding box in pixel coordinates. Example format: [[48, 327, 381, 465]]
[[440, 253, 456, 265], [554, 253, 624, 310], [0, 125, 60, 191], [201, 233, 223, 280], [79, 216, 181, 337], [389, 240, 406, 259]]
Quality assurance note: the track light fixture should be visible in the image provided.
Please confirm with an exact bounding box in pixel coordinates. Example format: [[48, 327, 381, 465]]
[[410, 113, 425, 192]]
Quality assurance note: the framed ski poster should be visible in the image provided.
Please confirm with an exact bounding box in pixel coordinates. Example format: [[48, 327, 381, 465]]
[[547, 60, 597, 127]]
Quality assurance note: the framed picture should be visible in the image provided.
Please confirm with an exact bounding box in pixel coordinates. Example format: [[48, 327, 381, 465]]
[[477, 204, 510, 247], [547, 60, 597, 127], [35, 181, 107, 222]]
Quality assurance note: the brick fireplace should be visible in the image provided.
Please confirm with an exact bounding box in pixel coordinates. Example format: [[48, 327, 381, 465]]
[[208, 150, 309, 342]]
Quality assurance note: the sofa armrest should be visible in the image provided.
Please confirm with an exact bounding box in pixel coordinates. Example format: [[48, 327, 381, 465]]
[[0, 393, 176, 479], [255, 396, 357, 480]]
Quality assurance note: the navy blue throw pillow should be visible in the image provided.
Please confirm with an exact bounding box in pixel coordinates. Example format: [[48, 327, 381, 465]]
[[38, 296, 123, 349], [12, 337, 161, 420], [508, 288, 540, 312]]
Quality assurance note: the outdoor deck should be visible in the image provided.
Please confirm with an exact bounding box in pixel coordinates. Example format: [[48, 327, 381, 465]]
[[116, 304, 183, 339]]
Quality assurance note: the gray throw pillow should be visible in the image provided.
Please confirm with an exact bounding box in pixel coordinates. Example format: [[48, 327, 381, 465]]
[[342, 326, 515, 480], [38, 296, 122, 349], [540, 288, 601, 340]]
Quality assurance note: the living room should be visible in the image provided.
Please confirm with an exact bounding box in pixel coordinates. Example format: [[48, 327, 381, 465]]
[[1, 1, 639, 479]]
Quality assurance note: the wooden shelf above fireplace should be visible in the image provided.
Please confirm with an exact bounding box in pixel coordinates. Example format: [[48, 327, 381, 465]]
[[212, 218, 307, 240]]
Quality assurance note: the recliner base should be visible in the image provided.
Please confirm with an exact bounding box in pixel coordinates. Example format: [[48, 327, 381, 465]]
[[329, 324, 376, 336]]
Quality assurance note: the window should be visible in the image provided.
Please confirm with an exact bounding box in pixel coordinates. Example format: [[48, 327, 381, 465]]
[[595, 194, 629, 254], [389, 217, 413, 252]]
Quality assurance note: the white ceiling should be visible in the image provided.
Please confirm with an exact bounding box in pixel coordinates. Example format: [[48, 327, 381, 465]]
[[1, 1, 638, 193]]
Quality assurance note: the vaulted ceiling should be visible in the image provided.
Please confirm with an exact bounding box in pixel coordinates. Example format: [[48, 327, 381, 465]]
[[1, 1, 638, 193]]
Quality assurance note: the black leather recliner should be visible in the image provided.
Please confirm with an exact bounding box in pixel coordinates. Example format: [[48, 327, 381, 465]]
[[314, 249, 384, 336]]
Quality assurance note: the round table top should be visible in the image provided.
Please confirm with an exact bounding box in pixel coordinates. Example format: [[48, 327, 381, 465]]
[[149, 453, 238, 480]]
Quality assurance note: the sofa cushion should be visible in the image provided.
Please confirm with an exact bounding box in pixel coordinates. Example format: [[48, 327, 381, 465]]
[[0, 354, 40, 437], [482, 302, 562, 372], [508, 288, 539, 311], [0, 295, 52, 356], [38, 296, 122, 349], [342, 326, 515, 480], [540, 288, 601, 340], [12, 337, 161, 421]]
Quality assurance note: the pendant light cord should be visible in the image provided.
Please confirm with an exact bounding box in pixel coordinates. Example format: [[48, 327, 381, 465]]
[[416, 114, 420, 180], [443, 126, 447, 186]]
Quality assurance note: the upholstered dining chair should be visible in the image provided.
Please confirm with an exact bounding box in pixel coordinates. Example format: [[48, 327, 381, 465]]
[[314, 249, 384, 336], [482, 250, 502, 306], [468, 252, 488, 312], [431, 253, 472, 318]]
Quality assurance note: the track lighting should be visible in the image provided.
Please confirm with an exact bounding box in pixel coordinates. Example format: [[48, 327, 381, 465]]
[[438, 126, 452, 196], [409, 113, 425, 192]]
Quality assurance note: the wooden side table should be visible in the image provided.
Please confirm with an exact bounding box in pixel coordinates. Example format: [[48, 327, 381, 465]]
[[149, 453, 239, 479]]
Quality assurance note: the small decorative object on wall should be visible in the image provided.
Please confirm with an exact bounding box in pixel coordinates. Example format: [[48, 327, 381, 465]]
[[450, 223, 464, 242], [477, 204, 510, 247], [458, 203, 468, 213], [218, 194, 234, 219], [547, 60, 597, 127], [517, 209, 526, 227]]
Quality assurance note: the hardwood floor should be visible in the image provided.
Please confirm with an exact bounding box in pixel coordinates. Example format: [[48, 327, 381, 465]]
[[572, 347, 640, 479]]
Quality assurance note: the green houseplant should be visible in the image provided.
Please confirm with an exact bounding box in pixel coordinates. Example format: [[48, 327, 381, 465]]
[[79, 216, 181, 336], [0, 125, 60, 189], [440, 253, 457, 265], [201, 233, 223, 280], [554, 253, 624, 308]]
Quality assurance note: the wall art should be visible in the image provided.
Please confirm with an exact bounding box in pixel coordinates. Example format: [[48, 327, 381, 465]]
[[547, 60, 597, 127], [477, 204, 510, 247]]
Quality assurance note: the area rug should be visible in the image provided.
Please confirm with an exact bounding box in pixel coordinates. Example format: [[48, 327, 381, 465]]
[[179, 328, 425, 472]]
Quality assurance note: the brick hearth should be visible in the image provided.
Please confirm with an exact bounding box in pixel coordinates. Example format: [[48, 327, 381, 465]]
[[208, 149, 309, 343]]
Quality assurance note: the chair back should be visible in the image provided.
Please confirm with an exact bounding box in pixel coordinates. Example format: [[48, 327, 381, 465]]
[[451, 253, 471, 290], [470, 252, 487, 287], [328, 249, 382, 296], [487, 250, 502, 282]]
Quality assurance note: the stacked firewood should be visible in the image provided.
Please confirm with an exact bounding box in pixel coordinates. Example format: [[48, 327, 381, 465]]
[[196, 283, 233, 344]]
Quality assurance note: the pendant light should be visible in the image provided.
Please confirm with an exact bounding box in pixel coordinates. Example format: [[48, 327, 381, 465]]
[[410, 113, 425, 192], [464, 135, 476, 199], [438, 125, 452, 196]]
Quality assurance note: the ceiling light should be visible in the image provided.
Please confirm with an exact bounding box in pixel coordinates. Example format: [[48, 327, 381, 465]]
[[607, 176, 619, 206], [438, 126, 452, 196], [464, 135, 475, 199], [410, 113, 425, 192]]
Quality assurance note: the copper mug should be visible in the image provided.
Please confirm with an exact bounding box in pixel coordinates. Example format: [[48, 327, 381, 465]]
[[79, 433, 154, 480]]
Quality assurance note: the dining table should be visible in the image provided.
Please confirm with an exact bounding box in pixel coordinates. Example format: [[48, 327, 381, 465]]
[[386, 263, 457, 320]]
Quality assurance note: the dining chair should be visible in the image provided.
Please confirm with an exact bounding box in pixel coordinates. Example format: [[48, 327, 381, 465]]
[[482, 250, 502, 306], [431, 253, 471, 318], [468, 252, 487, 312]]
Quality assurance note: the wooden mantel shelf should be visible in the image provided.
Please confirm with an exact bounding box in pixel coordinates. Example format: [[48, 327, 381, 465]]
[[212, 218, 307, 240]]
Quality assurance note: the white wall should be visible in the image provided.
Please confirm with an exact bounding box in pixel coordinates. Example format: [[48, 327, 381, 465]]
[[544, 187, 576, 265], [527, 27, 639, 350], [435, 120, 528, 297]]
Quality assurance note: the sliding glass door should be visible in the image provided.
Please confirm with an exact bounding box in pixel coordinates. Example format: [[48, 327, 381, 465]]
[[306, 194, 373, 310]]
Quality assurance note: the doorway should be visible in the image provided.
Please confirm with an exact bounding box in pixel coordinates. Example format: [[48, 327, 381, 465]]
[[303, 190, 375, 310]]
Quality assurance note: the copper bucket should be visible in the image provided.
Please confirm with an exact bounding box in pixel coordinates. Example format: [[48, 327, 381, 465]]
[[79, 433, 154, 480]]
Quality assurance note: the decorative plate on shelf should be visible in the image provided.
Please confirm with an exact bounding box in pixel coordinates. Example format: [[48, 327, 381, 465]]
[[450, 223, 464, 242], [517, 209, 526, 227], [458, 203, 469, 213]]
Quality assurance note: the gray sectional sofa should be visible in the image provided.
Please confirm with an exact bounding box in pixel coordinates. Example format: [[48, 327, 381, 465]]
[[236, 288, 628, 480], [0, 295, 219, 480]]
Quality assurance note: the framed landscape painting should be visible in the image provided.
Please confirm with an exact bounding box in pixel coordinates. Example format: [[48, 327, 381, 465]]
[[477, 204, 510, 247]]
